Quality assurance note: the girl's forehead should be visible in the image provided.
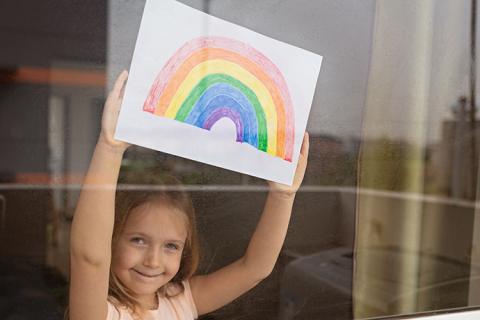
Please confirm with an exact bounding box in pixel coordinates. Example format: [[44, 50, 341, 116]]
[[123, 202, 188, 239]]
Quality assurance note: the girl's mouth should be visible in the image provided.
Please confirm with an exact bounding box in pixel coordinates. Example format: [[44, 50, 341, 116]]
[[132, 269, 163, 278]]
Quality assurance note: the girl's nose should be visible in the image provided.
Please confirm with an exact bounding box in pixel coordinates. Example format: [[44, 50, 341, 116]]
[[143, 247, 163, 268]]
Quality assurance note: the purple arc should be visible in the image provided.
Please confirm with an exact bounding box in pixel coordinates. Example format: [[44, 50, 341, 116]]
[[203, 108, 243, 142]]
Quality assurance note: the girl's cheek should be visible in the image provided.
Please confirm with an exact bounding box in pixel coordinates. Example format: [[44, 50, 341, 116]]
[[113, 243, 139, 267]]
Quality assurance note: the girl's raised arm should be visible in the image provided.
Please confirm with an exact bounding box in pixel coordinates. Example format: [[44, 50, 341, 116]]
[[69, 71, 129, 320], [190, 133, 309, 316]]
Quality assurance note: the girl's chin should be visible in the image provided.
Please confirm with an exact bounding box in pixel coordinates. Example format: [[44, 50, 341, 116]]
[[115, 271, 173, 295], [129, 277, 170, 294], [130, 283, 162, 296]]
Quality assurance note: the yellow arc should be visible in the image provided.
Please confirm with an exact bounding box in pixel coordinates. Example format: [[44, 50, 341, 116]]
[[164, 59, 278, 156]]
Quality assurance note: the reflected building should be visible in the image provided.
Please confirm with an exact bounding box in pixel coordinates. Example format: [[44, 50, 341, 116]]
[[431, 97, 480, 199]]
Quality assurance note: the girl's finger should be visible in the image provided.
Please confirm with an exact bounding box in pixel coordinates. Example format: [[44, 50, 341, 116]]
[[300, 132, 309, 156], [112, 70, 128, 98]]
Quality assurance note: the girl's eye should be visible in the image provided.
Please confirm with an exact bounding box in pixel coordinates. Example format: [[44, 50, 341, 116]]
[[130, 237, 146, 245], [165, 243, 179, 251]]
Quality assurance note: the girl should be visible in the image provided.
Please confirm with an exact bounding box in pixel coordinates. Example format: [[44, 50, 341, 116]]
[[69, 70, 309, 320]]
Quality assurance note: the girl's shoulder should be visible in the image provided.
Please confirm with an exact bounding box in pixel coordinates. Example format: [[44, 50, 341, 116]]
[[106, 299, 125, 320], [159, 280, 198, 319]]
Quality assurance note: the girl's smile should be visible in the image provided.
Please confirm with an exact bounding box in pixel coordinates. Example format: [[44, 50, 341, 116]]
[[132, 268, 165, 278]]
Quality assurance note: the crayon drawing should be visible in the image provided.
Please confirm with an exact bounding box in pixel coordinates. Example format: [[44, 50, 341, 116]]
[[143, 37, 295, 162]]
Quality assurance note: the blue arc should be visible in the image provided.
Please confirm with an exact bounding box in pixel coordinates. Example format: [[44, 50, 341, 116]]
[[184, 83, 259, 148]]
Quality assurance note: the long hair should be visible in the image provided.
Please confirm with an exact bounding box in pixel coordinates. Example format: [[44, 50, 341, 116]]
[[108, 176, 200, 316]]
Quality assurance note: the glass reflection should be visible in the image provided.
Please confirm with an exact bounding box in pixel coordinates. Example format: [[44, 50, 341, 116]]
[[1, 0, 480, 319]]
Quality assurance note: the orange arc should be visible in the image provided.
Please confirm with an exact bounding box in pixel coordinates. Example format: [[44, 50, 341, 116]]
[[155, 47, 286, 158]]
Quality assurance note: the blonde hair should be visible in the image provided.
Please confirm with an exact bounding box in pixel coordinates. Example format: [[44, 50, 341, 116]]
[[109, 177, 200, 316]]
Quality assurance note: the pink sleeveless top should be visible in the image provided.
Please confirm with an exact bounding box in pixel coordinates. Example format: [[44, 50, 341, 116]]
[[106, 281, 198, 320]]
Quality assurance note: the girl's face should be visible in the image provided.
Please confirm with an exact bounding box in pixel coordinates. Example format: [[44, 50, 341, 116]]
[[112, 201, 188, 305]]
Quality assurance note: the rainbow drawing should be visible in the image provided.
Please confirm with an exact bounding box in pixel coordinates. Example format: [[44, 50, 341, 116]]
[[143, 36, 295, 161]]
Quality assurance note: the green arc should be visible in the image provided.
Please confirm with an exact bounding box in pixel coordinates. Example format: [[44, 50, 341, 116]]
[[175, 73, 268, 152]]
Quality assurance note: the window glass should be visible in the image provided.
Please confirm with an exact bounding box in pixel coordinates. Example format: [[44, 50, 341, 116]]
[[1, 0, 479, 319]]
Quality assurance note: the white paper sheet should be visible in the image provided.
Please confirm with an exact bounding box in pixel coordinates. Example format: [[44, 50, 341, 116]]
[[115, 0, 323, 185]]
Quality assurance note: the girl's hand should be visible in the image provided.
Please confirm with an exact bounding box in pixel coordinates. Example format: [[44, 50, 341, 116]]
[[99, 70, 130, 152], [268, 132, 310, 197]]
